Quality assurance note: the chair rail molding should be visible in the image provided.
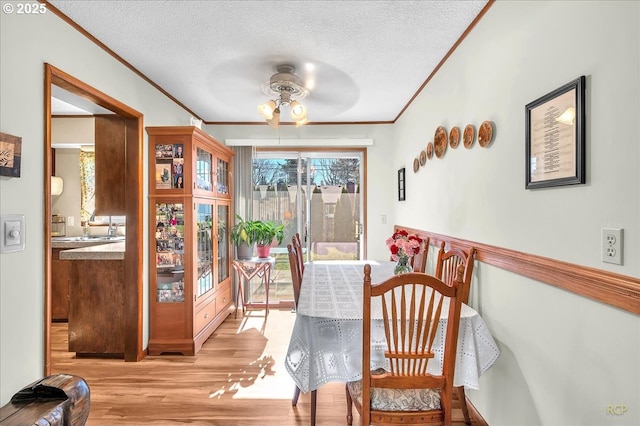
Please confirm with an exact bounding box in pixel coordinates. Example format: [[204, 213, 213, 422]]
[[395, 225, 640, 315]]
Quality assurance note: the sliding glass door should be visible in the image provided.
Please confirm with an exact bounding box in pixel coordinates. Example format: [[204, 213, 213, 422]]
[[249, 150, 364, 307]]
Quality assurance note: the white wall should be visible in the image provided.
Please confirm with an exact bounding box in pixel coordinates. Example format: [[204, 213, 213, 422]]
[[52, 117, 95, 146], [51, 118, 92, 235], [0, 9, 192, 405], [391, 1, 639, 425], [51, 149, 83, 235]]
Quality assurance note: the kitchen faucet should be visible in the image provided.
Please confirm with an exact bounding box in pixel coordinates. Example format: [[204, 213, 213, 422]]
[[108, 216, 117, 237]]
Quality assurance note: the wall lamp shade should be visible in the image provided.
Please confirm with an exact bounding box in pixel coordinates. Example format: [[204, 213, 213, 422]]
[[51, 176, 64, 196]]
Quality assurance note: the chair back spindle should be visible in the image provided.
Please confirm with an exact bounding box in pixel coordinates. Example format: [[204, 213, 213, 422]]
[[287, 243, 302, 307], [411, 237, 430, 272], [292, 233, 304, 276]]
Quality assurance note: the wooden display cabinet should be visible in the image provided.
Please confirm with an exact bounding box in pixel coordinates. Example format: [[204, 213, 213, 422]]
[[146, 126, 234, 355]]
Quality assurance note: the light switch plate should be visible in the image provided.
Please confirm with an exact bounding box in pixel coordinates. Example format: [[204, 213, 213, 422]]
[[1, 214, 26, 253]]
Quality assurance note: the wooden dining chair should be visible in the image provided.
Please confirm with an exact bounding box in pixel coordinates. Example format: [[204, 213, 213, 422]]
[[412, 236, 430, 273], [287, 243, 303, 308], [292, 232, 305, 276], [434, 241, 476, 425], [434, 242, 476, 304], [346, 265, 465, 426], [288, 242, 317, 425]]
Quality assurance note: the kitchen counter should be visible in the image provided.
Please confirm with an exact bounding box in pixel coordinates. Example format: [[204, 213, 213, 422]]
[[52, 239, 111, 249], [52, 238, 124, 321], [51, 237, 126, 356], [52, 236, 125, 249], [58, 241, 125, 260]]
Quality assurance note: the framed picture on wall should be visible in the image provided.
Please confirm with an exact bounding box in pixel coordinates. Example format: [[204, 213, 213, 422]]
[[398, 168, 406, 201], [525, 75, 586, 189], [0, 132, 22, 177]]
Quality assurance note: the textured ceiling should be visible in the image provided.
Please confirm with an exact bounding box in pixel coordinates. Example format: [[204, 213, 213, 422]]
[[48, 0, 490, 124]]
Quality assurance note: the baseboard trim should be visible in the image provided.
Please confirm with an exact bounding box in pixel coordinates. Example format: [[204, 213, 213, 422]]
[[467, 397, 489, 426]]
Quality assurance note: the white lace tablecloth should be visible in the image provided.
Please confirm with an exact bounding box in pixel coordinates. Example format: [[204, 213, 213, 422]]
[[285, 260, 500, 393]]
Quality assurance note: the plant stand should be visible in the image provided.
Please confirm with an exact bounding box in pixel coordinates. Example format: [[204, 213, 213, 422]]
[[232, 257, 275, 318]]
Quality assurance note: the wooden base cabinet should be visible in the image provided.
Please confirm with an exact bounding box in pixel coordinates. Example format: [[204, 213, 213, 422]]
[[146, 126, 234, 356], [94, 116, 126, 215], [51, 249, 70, 321], [68, 259, 125, 355]]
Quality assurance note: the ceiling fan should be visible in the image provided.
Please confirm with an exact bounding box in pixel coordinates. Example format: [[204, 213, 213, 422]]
[[257, 64, 310, 128]]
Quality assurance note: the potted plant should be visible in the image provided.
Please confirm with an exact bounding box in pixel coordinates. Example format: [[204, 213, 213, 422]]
[[252, 220, 285, 258], [231, 214, 256, 259]]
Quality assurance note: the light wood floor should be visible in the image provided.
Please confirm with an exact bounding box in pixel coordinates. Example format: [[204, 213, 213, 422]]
[[51, 309, 479, 425]]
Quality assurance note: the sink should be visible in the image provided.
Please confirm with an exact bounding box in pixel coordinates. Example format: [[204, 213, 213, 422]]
[[52, 236, 125, 242], [87, 235, 125, 241]]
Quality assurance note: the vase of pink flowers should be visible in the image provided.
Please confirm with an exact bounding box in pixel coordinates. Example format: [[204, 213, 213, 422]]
[[386, 230, 424, 275]]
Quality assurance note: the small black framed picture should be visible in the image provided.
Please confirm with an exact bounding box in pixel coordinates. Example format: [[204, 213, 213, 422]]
[[525, 76, 586, 189], [398, 168, 406, 201]]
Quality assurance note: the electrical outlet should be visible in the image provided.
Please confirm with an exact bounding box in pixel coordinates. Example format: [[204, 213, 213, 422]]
[[602, 228, 623, 265]]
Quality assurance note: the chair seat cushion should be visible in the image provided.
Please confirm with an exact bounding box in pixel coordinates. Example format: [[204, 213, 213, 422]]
[[347, 369, 441, 412]]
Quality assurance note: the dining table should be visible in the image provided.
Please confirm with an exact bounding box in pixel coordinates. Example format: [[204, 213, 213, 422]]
[[285, 260, 501, 397]]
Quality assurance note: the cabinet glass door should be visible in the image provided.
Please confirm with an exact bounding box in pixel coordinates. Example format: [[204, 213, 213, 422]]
[[154, 203, 185, 303], [154, 143, 185, 190], [217, 203, 230, 284], [216, 157, 230, 195], [196, 202, 214, 298], [196, 147, 213, 191]]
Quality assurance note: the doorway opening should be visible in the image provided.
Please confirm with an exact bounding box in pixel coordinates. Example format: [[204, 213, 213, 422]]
[[246, 149, 366, 308], [44, 64, 144, 374]]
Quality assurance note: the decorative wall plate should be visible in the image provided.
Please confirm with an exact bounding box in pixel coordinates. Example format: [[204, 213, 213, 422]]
[[463, 124, 475, 149], [413, 157, 420, 173], [478, 120, 494, 147], [434, 126, 447, 159], [426, 142, 434, 159], [449, 126, 460, 149], [419, 150, 427, 166]]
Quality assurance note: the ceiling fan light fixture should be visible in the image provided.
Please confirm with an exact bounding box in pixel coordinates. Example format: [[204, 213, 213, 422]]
[[267, 64, 307, 99], [266, 107, 280, 129], [290, 100, 307, 121], [259, 64, 310, 127], [295, 118, 309, 127], [258, 100, 277, 119]]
